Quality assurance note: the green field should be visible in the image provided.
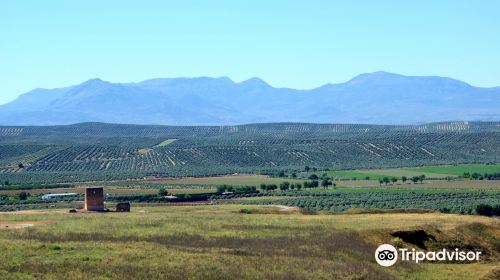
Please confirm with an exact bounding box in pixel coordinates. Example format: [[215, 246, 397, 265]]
[[406, 164, 500, 176], [321, 170, 429, 181], [315, 164, 500, 181], [155, 138, 177, 147], [361, 168, 451, 179], [0, 205, 498, 279]]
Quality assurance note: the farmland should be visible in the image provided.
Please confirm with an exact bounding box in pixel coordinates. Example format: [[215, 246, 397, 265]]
[[0, 121, 499, 279], [80, 175, 305, 188], [323, 169, 451, 180], [406, 164, 500, 176], [2, 176, 499, 212], [0, 121, 499, 184], [229, 189, 500, 214]]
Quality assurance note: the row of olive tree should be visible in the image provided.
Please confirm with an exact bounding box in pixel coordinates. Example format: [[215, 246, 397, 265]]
[[379, 175, 426, 185]]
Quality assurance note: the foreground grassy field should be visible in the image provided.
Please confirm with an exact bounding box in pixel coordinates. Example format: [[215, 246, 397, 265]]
[[0, 205, 498, 279]]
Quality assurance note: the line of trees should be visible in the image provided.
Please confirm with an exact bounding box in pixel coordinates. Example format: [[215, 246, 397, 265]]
[[303, 181, 319, 189], [259, 179, 336, 192], [379, 175, 426, 185], [463, 172, 500, 180], [260, 182, 303, 191], [217, 185, 258, 194], [272, 170, 299, 178]]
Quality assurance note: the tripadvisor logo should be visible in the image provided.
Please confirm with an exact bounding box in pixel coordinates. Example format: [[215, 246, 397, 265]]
[[375, 244, 482, 267], [375, 244, 398, 267]]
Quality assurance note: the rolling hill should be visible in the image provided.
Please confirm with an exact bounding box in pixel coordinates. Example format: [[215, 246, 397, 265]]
[[0, 121, 498, 184], [1, 72, 499, 125]]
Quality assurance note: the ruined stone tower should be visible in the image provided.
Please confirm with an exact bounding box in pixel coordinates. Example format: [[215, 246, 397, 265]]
[[84, 187, 105, 211]]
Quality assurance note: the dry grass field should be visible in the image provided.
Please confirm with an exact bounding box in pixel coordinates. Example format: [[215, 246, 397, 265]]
[[0, 205, 498, 279]]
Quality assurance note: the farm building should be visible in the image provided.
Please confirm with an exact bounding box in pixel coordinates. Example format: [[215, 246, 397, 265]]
[[84, 187, 105, 211], [41, 193, 78, 200]]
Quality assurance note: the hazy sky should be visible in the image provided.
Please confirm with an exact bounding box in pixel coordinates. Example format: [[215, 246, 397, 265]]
[[1, 0, 499, 105]]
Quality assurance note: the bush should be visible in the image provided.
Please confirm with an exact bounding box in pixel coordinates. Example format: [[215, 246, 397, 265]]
[[18, 192, 29, 200], [476, 204, 495, 216], [308, 174, 318, 180], [158, 188, 168, 196], [439, 207, 450, 213], [392, 237, 405, 248], [475, 204, 500, 216], [299, 208, 317, 215], [239, 208, 252, 214]]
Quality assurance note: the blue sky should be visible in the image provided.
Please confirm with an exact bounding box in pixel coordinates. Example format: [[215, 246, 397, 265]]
[[1, 0, 499, 105]]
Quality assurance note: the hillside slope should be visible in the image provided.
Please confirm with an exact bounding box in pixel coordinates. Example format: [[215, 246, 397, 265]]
[[1, 72, 499, 125], [0, 122, 498, 184]]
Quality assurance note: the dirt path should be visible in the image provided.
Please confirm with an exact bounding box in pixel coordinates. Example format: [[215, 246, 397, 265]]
[[0, 221, 35, 229], [0, 209, 68, 215], [274, 205, 299, 212]]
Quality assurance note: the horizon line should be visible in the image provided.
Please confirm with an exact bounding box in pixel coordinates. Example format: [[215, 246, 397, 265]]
[[0, 120, 495, 128], [17, 70, 500, 95]]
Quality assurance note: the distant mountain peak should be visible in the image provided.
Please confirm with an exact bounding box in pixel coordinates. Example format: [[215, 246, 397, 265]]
[[72, 78, 113, 93], [345, 71, 473, 89], [347, 71, 407, 85], [358, 71, 399, 77], [82, 77, 106, 84], [239, 77, 270, 88]]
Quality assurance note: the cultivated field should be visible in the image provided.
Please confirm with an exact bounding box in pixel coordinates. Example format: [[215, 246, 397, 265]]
[[325, 169, 450, 180], [1, 122, 499, 184], [406, 164, 500, 176], [0, 205, 498, 280], [79, 175, 304, 188]]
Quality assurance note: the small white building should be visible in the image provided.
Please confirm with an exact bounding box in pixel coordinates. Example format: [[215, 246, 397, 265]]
[[41, 193, 79, 200]]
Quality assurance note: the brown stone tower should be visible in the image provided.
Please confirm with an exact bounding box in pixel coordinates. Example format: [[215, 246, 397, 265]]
[[85, 187, 105, 211]]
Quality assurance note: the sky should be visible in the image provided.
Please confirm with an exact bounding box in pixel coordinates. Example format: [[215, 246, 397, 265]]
[[1, 0, 499, 105]]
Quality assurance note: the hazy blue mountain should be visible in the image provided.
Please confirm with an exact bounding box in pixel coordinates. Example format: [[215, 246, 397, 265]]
[[1, 72, 499, 125]]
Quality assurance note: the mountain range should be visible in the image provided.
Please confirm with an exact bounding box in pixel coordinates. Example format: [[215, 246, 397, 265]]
[[1, 71, 499, 125]]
